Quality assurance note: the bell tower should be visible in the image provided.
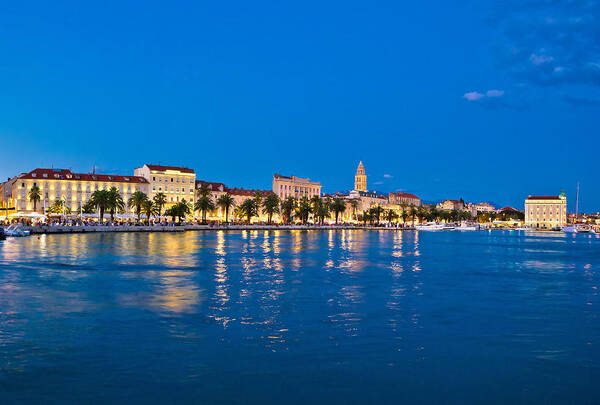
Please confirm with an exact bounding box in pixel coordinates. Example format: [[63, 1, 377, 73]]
[[354, 161, 367, 191]]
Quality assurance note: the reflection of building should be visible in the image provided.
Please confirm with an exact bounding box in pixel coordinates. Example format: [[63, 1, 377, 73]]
[[437, 199, 465, 211], [8, 168, 149, 213], [134, 164, 196, 206], [388, 192, 421, 206], [525, 193, 567, 229], [354, 161, 367, 191], [273, 174, 321, 200]]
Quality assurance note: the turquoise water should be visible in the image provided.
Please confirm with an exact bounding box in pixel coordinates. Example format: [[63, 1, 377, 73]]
[[0, 230, 599, 404]]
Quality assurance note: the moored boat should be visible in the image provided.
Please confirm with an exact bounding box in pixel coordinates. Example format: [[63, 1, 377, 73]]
[[4, 224, 31, 237]]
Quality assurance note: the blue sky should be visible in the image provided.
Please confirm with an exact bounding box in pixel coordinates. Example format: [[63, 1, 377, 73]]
[[1, 1, 598, 211]]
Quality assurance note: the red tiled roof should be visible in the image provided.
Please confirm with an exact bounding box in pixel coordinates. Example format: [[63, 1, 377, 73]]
[[499, 206, 520, 212], [226, 187, 273, 197], [390, 192, 420, 199], [146, 164, 195, 174], [195, 180, 226, 191], [19, 169, 148, 184], [526, 196, 562, 200]]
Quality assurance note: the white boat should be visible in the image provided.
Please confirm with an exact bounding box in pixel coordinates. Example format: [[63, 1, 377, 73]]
[[562, 226, 577, 233], [455, 223, 481, 231], [415, 223, 445, 231], [4, 224, 31, 237]]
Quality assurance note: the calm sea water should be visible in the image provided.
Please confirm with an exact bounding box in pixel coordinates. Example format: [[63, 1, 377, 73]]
[[0, 230, 599, 404]]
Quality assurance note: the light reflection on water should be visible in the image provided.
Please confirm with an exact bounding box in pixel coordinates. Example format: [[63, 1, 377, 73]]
[[1, 230, 600, 403]]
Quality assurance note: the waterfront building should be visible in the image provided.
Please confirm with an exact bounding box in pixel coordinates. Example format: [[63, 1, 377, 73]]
[[196, 180, 275, 222], [134, 164, 196, 206], [7, 168, 149, 213], [524, 193, 567, 229], [354, 161, 367, 191], [0, 176, 18, 216], [437, 199, 466, 211], [273, 174, 321, 200], [388, 192, 421, 207]]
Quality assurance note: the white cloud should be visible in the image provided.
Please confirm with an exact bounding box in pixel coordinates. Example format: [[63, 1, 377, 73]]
[[530, 53, 554, 65], [383, 174, 393, 178], [486, 89, 504, 97], [463, 91, 485, 101], [374, 181, 384, 185]]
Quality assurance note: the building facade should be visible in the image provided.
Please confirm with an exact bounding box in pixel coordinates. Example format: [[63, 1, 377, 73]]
[[8, 168, 149, 213], [273, 174, 321, 200], [525, 193, 567, 229], [437, 199, 466, 211], [354, 161, 367, 191], [388, 192, 421, 206], [134, 164, 196, 206]]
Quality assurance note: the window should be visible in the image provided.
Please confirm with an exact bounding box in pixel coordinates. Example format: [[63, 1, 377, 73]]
[[171, 178, 173, 182], [153, 177, 156, 181]]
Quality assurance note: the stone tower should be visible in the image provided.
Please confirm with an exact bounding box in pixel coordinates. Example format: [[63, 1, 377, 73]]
[[354, 161, 367, 191]]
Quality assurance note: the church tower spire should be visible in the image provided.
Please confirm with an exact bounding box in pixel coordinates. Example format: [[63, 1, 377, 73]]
[[354, 161, 367, 191]]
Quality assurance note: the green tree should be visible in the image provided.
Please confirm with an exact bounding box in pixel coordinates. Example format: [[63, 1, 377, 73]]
[[371, 205, 384, 224], [142, 199, 157, 224], [280, 197, 296, 223], [88, 190, 111, 223], [296, 197, 313, 224], [165, 199, 191, 223], [28, 184, 41, 212], [46, 199, 71, 215], [107, 187, 125, 222], [238, 198, 258, 223], [262, 193, 280, 224], [153, 192, 167, 217], [128, 191, 148, 223], [216, 193, 235, 223], [194, 195, 215, 223], [350, 199, 359, 221], [330, 199, 346, 224], [385, 209, 398, 225]]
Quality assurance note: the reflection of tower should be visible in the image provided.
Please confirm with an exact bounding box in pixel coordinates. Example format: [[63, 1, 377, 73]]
[[354, 161, 367, 191]]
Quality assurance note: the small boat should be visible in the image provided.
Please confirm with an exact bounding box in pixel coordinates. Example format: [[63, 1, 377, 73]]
[[0, 227, 5, 240], [415, 223, 445, 231], [4, 224, 31, 237], [455, 222, 481, 231], [562, 226, 577, 233]]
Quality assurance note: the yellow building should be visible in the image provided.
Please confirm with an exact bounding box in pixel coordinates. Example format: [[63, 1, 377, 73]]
[[525, 193, 567, 229], [272, 174, 321, 200], [134, 164, 196, 206], [437, 199, 465, 211], [9, 168, 149, 213], [354, 161, 367, 191], [388, 192, 421, 206]]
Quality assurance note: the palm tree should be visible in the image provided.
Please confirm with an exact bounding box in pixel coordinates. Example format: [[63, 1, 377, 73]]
[[262, 193, 280, 224], [46, 199, 71, 215], [107, 187, 125, 222], [253, 191, 264, 216], [128, 191, 148, 223], [350, 200, 359, 221], [194, 195, 215, 223], [280, 197, 296, 224], [330, 199, 346, 224], [371, 205, 384, 224], [196, 183, 212, 199], [238, 198, 258, 223], [216, 194, 235, 223], [385, 209, 398, 225], [28, 184, 41, 212], [360, 210, 371, 225], [296, 197, 312, 224], [153, 192, 167, 217], [401, 209, 410, 225], [410, 206, 418, 225], [88, 189, 111, 223], [142, 199, 156, 224], [165, 200, 191, 223]]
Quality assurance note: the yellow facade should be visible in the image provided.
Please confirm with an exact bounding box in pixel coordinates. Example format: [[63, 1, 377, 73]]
[[134, 164, 196, 207], [9, 169, 149, 213], [354, 161, 367, 191], [525, 194, 567, 229], [272, 174, 321, 200]]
